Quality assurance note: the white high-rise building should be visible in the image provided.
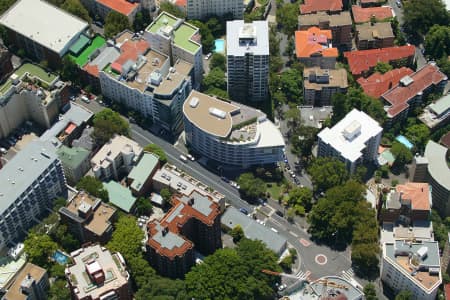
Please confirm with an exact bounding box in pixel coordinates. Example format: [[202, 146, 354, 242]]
[[227, 20, 269, 103], [317, 109, 382, 173], [187, 0, 243, 20]]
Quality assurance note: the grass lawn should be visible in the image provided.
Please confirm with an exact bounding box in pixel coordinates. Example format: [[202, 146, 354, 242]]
[[266, 182, 284, 199], [69, 36, 106, 67]]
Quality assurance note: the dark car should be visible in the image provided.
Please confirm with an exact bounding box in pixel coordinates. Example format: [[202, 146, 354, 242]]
[[275, 210, 284, 217], [239, 208, 249, 215], [221, 176, 230, 183]]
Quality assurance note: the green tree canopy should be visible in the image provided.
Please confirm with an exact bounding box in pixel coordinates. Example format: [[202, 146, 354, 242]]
[[403, 0, 449, 40], [104, 11, 131, 38], [209, 53, 226, 71], [290, 125, 319, 158], [48, 279, 71, 300], [363, 283, 378, 300], [76, 176, 109, 202], [230, 224, 245, 243], [237, 173, 266, 200], [61, 56, 80, 85], [24, 233, 58, 268], [276, 2, 300, 37], [185, 239, 280, 300], [107, 215, 144, 260], [395, 290, 413, 300], [287, 187, 313, 211], [92, 108, 129, 145], [307, 157, 349, 192], [0, 0, 16, 15], [425, 25, 450, 59], [159, 1, 185, 18], [405, 123, 430, 152], [133, 10, 151, 32], [61, 0, 91, 23], [280, 68, 303, 103], [189, 20, 214, 54], [391, 141, 413, 169], [144, 143, 167, 164], [160, 188, 173, 205], [135, 197, 153, 216], [201, 67, 227, 92], [374, 62, 393, 74]]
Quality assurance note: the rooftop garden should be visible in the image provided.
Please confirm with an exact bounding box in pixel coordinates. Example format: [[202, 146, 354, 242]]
[[69, 36, 106, 67]]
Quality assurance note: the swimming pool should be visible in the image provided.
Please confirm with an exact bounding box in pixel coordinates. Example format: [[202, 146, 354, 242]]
[[214, 39, 225, 53], [53, 250, 69, 265], [395, 135, 413, 150]]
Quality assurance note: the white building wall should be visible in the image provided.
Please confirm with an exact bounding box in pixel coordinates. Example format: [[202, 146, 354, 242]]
[[187, 0, 244, 20]]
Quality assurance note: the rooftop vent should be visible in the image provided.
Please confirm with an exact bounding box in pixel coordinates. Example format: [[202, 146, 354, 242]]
[[342, 120, 361, 141], [400, 75, 414, 87], [189, 97, 199, 108], [209, 107, 226, 119]]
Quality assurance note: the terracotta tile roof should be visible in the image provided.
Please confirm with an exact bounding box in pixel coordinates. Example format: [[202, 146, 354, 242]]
[[352, 5, 393, 23], [111, 39, 149, 73], [295, 27, 338, 58], [361, 0, 384, 3], [396, 182, 430, 211], [440, 132, 450, 149], [344, 45, 415, 76], [300, 0, 343, 14], [382, 63, 447, 117], [96, 0, 138, 16], [175, 0, 187, 6], [445, 283, 450, 300], [83, 64, 99, 77], [357, 67, 414, 98]]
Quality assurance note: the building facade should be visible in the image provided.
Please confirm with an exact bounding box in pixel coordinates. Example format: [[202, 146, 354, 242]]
[[227, 20, 269, 103], [0, 140, 67, 250], [127, 152, 160, 196], [187, 0, 243, 20], [317, 109, 382, 173], [303, 67, 348, 106], [183, 91, 285, 168], [355, 22, 395, 50], [419, 92, 450, 130], [0, 46, 13, 81]]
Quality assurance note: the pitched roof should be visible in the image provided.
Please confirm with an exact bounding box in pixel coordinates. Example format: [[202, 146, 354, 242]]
[[382, 63, 447, 117], [344, 45, 415, 76], [295, 27, 338, 58], [357, 67, 414, 98], [111, 39, 149, 73], [103, 181, 136, 213], [352, 5, 394, 23], [396, 182, 431, 211], [96, 0, 139, 16], [300, 0, 343, 14]]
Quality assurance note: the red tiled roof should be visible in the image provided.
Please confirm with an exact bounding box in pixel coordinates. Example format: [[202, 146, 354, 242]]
[[351, 5, 393, 23], [111, 39, 149, 73], [445, 283, 450, 300], [295, 27, 338, 58], [382, 63, 447, 117], [357, 67, 414, 98], [96, 0, 138, 16], [396, 182, 431, 211], [344, 45, 415, 76], [83, 64, 99, 77], [175, 0, 187, 6], [300, 0, 343, 14], [65, 123, 77, 135], [361, 0, 383, 3]]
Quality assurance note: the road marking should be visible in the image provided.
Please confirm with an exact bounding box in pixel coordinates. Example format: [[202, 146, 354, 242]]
[[289, 231, 298, 238], [315, 254, 327, 265], [299, 238, 311, 247]]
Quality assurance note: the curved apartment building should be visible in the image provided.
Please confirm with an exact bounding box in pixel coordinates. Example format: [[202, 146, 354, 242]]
[[183, 91, 284, 168]]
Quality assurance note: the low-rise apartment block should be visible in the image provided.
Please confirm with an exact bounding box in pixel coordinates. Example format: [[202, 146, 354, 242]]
[[344, 45, 415, 78], [127, 152, 160, 196], [91, 135, 143, 181], [66, 244, 131, 300], [183, 91, 285, 168], [382, 63, 447, 125], [381, 240, 441, 300], [80, 0, 142, 23], [2, 263, 49, 300], [0, 0, 88, 68], [187, 0, 243, 20], [146, 192, 222, 278], [318, 109, 382, 173], [355, 22, 394, 50], [0, 63, 68, 139], [303, 67, 348, 106], [419, 93, 450, 130], [59, 190, 116, 244], [103, 181, 137, 213], [298, 11, 352, 49], [57, 146, 91, 185], [360, 0, 385, 7], [357, 67, 414, 98], [145, 12, 203, 87], [152, 163, 225, 211], [351, 5, 393, 23], [300, 0, 343, 14], [295, 27, 338, 69], [0, 140, 67, 250]]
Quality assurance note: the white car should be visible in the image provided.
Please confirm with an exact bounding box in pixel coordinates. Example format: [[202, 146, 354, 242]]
[[278, 284, 287, 291], [205, 53, 212, 60], [186, 154, 195, 161], [0, 147, 7, 154]]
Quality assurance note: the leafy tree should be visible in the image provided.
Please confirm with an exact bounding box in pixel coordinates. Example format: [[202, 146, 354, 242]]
[[290, 125, 319, 157], [133, 10, 151, 32], [24, 233, 58, 268], [209, 53, 226, 71], [107, 215, 144, 259], [135, 276, 188, 300], [237, 173, 266, 200], [391, 141, 413, 169], [76, 176, 109, 202], [363, 283, 378, 300], [351, 243, 379, 277], [230, 224, 245, 243], [0, 0, 16, 15], [135, 197, 153, 216], [92, 108, 129, 145], [395, 290, 413, 300], [144, 143, 167, 164], [307, 157, 349, 192], [280, 68, 303, 103], [405, 123, 430, 152], [284, 107, 301, 127], [61, 0, 91, 23], [374, 62, 393, 74], [279, 254, 294, 271], [51, 224, 80, 251], [403, 0, 449, 41], [287, 187, 313, 211], [160, 188, 172, 205], [159, 1, 185, 18], [189, 20, 214, 54], [53, 197, 67, 211], [437, 57, 450, 77], [104, 11, 131, 38], [425, 25, 450, 60], [201, 67, 227, 91], [61, 56, 80, 85], [276, 2, 299, 37], [48, 279, 71, 300]]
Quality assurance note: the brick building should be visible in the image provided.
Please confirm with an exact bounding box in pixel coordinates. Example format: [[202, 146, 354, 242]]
[[303, 67, 348, 106], [355, 22, 395, 50], [295, 27, 338, 69]]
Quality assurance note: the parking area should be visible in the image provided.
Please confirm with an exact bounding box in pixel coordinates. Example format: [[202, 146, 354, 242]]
[[0, 123, 42, 164], [299, 106, 332, 128]]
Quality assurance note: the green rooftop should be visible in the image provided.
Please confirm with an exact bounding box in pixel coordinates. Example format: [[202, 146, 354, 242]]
[[0, 63, 57, 96], [103, 181, 137, 213], [69, 35, 90, 56], [128, 153, 159, 192], [146, 12, 201, 54], [68, 36, 106, 67], [57, 146, 90, 169]]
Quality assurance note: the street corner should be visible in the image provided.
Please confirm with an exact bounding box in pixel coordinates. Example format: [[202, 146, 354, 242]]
[[314, 254, 328, 266]]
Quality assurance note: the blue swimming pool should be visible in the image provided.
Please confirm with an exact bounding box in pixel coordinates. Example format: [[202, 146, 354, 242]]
[[53, 250, 69, 265], [214, 39, 225, 53], [396, 135, 413, 150]]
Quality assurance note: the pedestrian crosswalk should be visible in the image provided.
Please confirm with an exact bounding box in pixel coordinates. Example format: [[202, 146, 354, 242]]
[[295, 270, 311, 280], [341, 268, 354, 281]]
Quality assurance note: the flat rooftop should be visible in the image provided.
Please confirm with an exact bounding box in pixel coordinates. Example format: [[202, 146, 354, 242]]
[[318, 108, 383, 162], [299, 11, 352, 27], [352, 5, 394, 23], [0, 254, 26, 290], [227, 20, 269, 56], [103, 181, 136, 213], [304, 67, 348, 90], [69, 35, 106, 67], [67, 244, 128, 300], [128, 152, 159, 192], [146, 12, 201, 54], [356, 22, 394, 41], [0, 0, 88, 55], [3, 263, 46, 300], [419, 93, 450, 128]]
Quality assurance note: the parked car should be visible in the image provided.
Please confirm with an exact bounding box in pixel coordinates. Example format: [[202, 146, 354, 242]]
[[205, 53, 212, 60], [239, 208, 249, 215], [0, 147, 7, 154], [396, 0, 401, 7], [186, 154, 195, 161], [275, 210, 284, 217]]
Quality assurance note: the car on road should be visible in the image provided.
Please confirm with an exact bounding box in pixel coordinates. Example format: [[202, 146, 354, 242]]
[[258, 198, 266, 206], [205, 53, 212, 60], [396, 0, 401, 7], [179, 154, 188, 162], [186, 154, 195, 161], [0, 147, 7, 154], [275, 210, 284, 217], [81, 95, 90, 103], [239, 208, 249, 215], [278, 284, 287, 291]]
